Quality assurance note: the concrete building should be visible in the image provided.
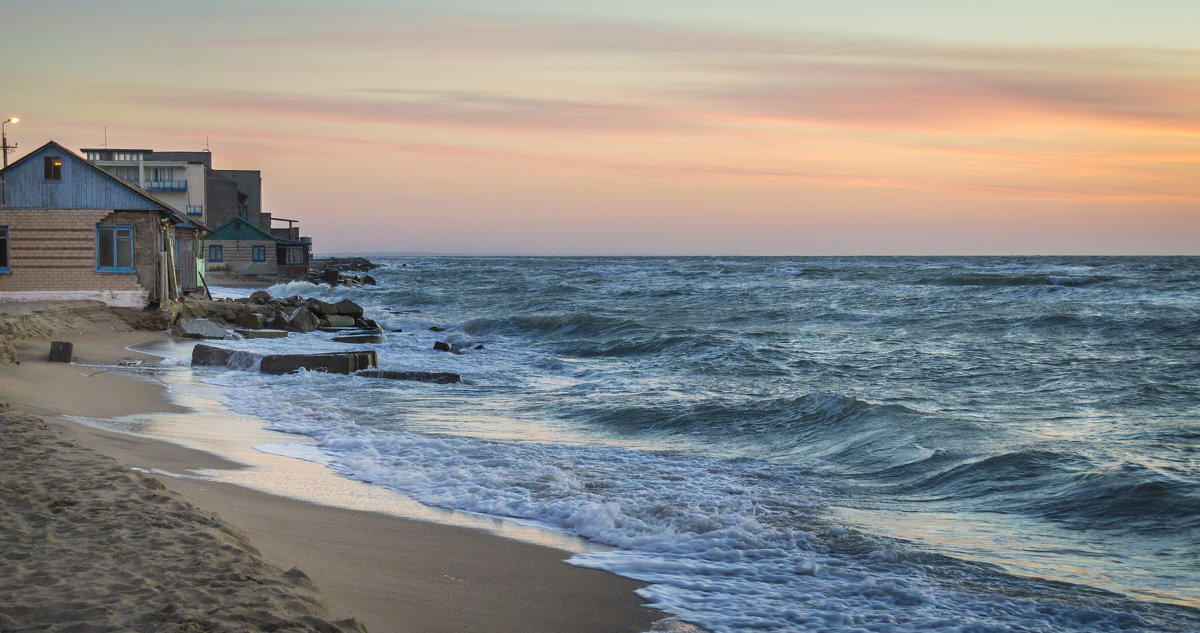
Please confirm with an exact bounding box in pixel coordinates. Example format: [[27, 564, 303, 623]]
[[81, 145, 310, 284], [1, 141, 196, 307], [82, 147, 211, 291]]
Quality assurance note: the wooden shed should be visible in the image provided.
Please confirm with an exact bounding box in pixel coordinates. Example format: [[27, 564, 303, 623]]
[[0, 140, 196, 307]]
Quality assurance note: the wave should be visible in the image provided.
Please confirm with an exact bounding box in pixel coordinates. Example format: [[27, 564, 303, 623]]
[[921, 272, 1112, 288], [567, 392, 972, 471], [456, 312, 648, 339]]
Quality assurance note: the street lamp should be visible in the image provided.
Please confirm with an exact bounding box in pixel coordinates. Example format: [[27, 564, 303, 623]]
[[2, 117, 18, 169]]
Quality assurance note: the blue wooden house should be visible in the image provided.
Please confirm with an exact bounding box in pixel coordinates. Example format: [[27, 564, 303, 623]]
[[0, 140, 200, 307]]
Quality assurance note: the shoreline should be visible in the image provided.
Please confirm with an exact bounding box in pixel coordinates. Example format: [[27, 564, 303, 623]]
[[0, 323, 664, 632]]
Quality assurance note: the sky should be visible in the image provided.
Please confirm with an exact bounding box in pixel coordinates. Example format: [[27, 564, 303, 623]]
[[3, 0, 1198, 255]]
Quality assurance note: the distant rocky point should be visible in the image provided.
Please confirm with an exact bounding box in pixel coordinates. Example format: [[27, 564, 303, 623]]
[[309, 257, 380, 287]]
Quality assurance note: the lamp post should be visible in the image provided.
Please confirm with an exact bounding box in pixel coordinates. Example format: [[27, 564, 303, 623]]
[[2, 117, 18, 169]]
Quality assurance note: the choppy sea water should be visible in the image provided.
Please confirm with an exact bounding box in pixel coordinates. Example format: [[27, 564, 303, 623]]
[[201, 256, 1199, 633]]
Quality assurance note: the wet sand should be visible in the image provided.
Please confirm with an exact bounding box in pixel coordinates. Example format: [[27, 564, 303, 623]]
[[0, 326, 661, 633]]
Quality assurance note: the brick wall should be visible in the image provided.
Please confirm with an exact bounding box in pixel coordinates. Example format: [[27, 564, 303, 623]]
[[0, 208, 158, 305]]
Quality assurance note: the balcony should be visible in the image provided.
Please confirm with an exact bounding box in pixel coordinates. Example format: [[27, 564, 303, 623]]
[[186, 205, 204, 217], [144, 179, 187, 192]]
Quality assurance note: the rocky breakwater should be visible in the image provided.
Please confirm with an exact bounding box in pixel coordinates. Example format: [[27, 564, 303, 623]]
[[171, 292, 381, 340], [181, 293, 460, 384], [309, 257, 379, 287]]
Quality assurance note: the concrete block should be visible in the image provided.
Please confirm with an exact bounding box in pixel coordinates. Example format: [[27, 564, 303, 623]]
[[48, 341, 73, 363]]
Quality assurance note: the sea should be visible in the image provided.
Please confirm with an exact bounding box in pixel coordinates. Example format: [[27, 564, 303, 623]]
[[147, 256, 1200, 632]]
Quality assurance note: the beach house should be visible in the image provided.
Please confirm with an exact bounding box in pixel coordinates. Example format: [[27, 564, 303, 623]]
[[0, 141, 198, 307], [83, 147, 311, 284]]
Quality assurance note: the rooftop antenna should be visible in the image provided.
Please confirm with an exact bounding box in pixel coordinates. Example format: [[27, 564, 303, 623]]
[[103, 126, 107, 148], [203, 136, 211, 153]]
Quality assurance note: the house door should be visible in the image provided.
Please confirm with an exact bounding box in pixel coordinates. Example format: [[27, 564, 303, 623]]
[[178, 235, 198, 291]]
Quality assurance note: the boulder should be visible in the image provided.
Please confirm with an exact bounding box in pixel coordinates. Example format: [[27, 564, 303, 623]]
[[260, 350, 377, 375], [307, 299, 338, 316], [433, 341, 451, 352], [172, 317, 228, 340], [190, 344, 264, 370], [237, 312, 267, 329], [354, 318, 383, 333], [286, 307, 320, 333], [356, 370, 460, 384], [324, 315, 356, 328], [332, 299, 364, 319], [191, 343, 237, 367], [249, 290, 273, 304], [363, 275, 377, 286], [322, 269, 340, 285]]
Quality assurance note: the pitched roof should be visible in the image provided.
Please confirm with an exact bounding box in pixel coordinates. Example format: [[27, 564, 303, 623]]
[[1, 140, 207, 230], [206, 216, 278, 242]]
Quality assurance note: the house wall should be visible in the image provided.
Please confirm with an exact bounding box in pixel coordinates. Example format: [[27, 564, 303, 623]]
[[3, 149, 164, 212], [206, 239, 276, 276], [0, 208, 159, 307]]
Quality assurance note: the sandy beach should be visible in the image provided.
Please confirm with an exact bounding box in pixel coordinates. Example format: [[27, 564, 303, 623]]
[[0, 304, 661, 633]]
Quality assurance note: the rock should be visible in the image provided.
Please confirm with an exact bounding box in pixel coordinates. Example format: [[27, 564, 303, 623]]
[[354, 318, 382, 333], [249, 290, 273, 304], [172, 318, 228, 340], [260, 350, 378, 375], [433, 341, 451, 352], [332, 299, 364, 319], [266, 309, 288, 329], [356, 370, 460, 384], [191, 344, 262, 370], [286, 307, 320, 333], [237, 312, 266, 329], [322, 269, 340, 285], [474, 344, 485, 350], [307, 299, 338, 316], [363, 275, 377, 285], [48, 341, 73, 363], [429, 326, 445, 332], [235, 329, 288, 339], [324, 315, 356, 328], [191, 344, 237, 367]]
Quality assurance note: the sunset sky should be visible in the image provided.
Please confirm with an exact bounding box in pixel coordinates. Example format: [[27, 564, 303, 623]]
[[4, 1, 1198, 254]]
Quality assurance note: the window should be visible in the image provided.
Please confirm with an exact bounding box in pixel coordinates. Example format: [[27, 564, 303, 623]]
[[251, 245, 267, 262], [44, 156, 62, 181], [208, 245, 223, 262], [186, 204, 203, 217], [285, 246, 304, 264], [0, 226, 9, 273], [96, 226, 134, 272], [152, 167, 173, 181]]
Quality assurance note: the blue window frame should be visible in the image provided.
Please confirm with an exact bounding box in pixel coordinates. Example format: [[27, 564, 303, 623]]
[[0, 226, 9, 273], [251, 245, 267, 262], [209, 244, 223, 262], [96, 226, 134, 272]]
